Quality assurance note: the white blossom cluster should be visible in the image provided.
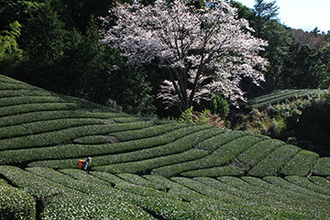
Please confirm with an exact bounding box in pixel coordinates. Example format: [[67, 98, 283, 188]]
[[100, 0, 268, 110]]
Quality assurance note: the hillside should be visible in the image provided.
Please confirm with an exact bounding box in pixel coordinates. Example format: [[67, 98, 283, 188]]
[[232, 89, 330, 157], [0, 74, 330, 219]]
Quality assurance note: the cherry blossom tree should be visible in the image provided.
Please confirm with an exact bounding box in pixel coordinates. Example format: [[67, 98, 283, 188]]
[[100, 0, 268, 111]]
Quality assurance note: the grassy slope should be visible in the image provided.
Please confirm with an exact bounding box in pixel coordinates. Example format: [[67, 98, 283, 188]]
[[0, 74, 329, 219]]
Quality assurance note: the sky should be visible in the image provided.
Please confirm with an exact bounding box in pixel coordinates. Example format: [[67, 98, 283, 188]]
[[236, 0, 330, 33]]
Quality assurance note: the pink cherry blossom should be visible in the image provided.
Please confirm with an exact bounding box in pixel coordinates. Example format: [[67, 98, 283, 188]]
[[100, 0, 268, 110]]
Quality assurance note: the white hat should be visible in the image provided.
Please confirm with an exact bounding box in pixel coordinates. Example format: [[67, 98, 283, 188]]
[[87, 157, 91, 161]]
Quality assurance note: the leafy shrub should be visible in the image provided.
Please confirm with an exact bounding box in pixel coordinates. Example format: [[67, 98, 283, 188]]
[[0, 181, 36, 220], [172, 177, 303, 219], [113, 123, 190, 141], [312, 157, 330, 176], [143, 175, 183, 189], [248, 89, 323, 108], [95, 149, 208, 174], [0, 110, 127, 127], [236, 139, 286, 168], [73, 135, 111, 144], [281, 150, 319, 176], [41, 193, 152, 220], [116, 173, 167, 191], [26, 125, 210, 168], [248, 145, 301, 177], [61, 171, 223, 219], [178, 107, 194, 124], [309, 176, 330, 190], [209, 94, 230, 119], [152, 135, 261, 177], [285, 176, 330, 196], [0, 82, 37, 91], [0, 96, 68, 107], [264, 176, 330, 208], [172, 177, 243, 205], [0, 166, 70, 198], [0, 121, 153, 151], [0, 103, 79, 117], [0, 118, 104, 139], [236, 89, 330, 156], [241, 176, 330, 217], [179, 108, 226, 128], [196, 130, 248, 152], [0, 89, 51, 98], [181, 165, 245, 178]]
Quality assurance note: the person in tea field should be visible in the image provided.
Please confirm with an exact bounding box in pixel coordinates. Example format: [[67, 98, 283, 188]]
[[79, 157, 91, 173]]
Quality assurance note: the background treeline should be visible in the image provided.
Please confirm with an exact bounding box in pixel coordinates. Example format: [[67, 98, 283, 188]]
[[0, 0, 329, 117]]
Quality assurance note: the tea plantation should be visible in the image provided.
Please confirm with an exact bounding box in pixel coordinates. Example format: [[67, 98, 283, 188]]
[[247, 89, 327, 109], [0, 74, 329, 219]]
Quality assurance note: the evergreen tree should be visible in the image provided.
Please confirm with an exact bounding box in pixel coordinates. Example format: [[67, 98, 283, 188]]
[[251, 0, 279, 38]]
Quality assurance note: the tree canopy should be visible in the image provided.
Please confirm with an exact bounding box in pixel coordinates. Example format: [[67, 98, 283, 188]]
[[101, 0, 268, 111], [0, 0, 329, 116]]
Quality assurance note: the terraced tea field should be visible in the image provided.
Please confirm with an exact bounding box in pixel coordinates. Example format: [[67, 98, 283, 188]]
[[247, 89, 326, 109], [1, 74, 329, 219]]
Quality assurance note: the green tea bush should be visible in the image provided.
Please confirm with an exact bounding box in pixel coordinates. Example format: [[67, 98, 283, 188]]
[[241, 176, 330, 217], [0, 90, 47, 98], [196, 130, 247, 152], [93, 126, 215, 163], [85, 171, 167, 198], [309, 176, 330, 190], [200, 176, 302, 214], [0, 181, 36, 220], [0, 82, 38, 91], [61, 169, 168, 199], [312, 157, 330, 176], [28, 168, 231, 219], [95, 149, 208, 174], [112, 116, 144, 123], [172, 177, 244, 205], [181, 165, 245, 178], [27, 167, 117, 196], [0, 107, 131, 127], [281, 150, 319, 176], [41, 193, 152, 220], [0, 103, 79, 117], [166, 185, 213, 202], [0, 121, 153, 151], [28, 170, 153, 219], [173, 177, 302, 219], [0, 110, 109, 127], [248, 145, 301, 177], [0, 166, 70, 198], [152, 135, 261, 177], [217, 176, 320, 218], [264, 176, 330, 211], [264, 176, 323, 201], [25, 126, 210, 168], [0, 96, 68, 107], [121, 193, 223, 220], [236, 139, 286, 168], [285, 176, 330, 196], [248, 89, 322, 108], [143, 175, 183, 189], [27, 167, 90, 188], [116, 173, 167, 191], [73, 135, 111, 144], [76, 171, 222, 219], [0, 118, 104, 139], [113, 123, 190, 141], [195, 177, 257, 200], [0, 75, 24, 83], [91, 171, 130, 186]]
